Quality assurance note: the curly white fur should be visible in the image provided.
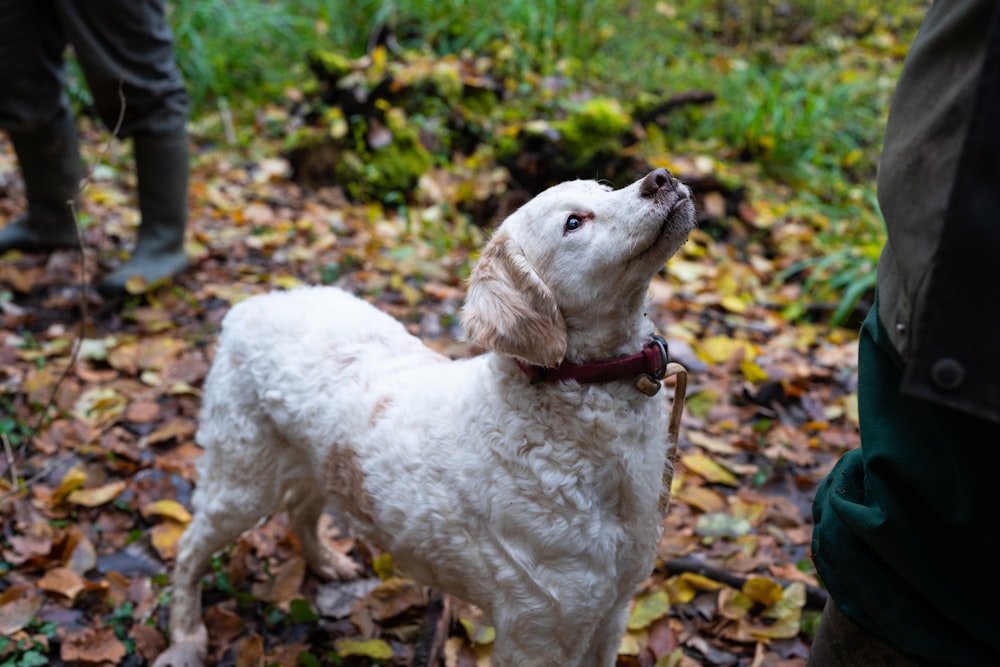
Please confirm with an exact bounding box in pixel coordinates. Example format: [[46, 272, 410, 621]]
[[153, 169, 695, 667]]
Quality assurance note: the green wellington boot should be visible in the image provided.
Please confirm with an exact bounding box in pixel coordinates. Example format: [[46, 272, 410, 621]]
[[0, 110, 82, 253], [98, 132, 190, 295]]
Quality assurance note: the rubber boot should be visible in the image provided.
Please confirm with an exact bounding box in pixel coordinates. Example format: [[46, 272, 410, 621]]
[[807, 600, 921, 666], [0, 109, 82, 253], [98, 132, 189, 295]]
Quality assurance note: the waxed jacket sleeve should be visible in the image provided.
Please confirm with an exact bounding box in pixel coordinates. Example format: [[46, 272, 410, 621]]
[[875, 0, 1000, 423]]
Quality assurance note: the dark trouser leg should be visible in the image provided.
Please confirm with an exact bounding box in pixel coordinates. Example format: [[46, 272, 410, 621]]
[[52, 0, 190, 292], [808, 600, 921, 667], [0, 108, 81, 252], [0, 0, 81, 252]]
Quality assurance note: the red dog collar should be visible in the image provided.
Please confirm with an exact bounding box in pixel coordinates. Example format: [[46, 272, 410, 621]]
[[516, 335, 669, 393]]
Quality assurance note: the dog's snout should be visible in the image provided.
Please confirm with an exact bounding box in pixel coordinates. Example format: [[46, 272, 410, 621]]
[[640, 168, 675, 198]]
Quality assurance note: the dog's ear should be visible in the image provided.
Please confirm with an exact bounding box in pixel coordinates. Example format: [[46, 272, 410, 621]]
[[461, 230, 567, 368]]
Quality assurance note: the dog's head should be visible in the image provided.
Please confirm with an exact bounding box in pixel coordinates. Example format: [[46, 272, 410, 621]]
[[461, 168, 695, 367]]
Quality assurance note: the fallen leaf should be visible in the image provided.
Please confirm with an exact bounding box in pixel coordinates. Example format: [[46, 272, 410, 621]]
[[680, 453, 739, 486], [38, 566, 86, 600], [125, 400, 161, 423], [141, 499, 193, 524], [741, 577, 784, 607], [234, 633, 265, 667], [0, 586, 43, 636], [67, 480, 128, 507], [334, 637, 395, 660], [151, 520, 188, 561], [252, 556, 306, 606], [627, 589, 670, 631], [61, 625, 128, 663]]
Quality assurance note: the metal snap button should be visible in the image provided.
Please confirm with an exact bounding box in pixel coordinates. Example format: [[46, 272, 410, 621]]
[[931, 358, 964, 391]]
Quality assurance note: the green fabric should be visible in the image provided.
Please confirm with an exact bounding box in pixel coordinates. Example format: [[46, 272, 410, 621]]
[[812, 299, 1000, 666]]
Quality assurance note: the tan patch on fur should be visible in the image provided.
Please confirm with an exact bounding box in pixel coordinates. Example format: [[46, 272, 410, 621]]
[[325, 444, 377, 525], [461, 231, 567, 367], [368, 397, 394, 428]]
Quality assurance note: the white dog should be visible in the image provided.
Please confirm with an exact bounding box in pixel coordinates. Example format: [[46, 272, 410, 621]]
[[152, 168, 695, 667]]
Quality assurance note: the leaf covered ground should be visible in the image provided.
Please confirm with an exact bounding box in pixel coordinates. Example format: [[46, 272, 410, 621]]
[[0, 4, 924, 665]]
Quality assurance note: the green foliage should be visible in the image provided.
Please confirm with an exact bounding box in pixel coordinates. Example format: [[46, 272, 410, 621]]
[[168, 0, 927, 325], [0, 619, 58, 667]]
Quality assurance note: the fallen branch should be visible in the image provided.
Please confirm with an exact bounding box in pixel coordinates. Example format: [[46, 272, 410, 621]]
[[411, 591, 451, 667], [662, 556, 829, 610]]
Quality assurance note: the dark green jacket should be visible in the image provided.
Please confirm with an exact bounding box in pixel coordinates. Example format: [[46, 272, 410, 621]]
[[876, 0, 1000, 423]]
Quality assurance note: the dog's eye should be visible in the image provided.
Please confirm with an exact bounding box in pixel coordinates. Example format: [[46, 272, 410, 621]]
[[564, 215, 583, 232]]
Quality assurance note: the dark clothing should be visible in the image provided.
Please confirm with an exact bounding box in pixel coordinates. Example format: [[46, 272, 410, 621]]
[[0, 0, 188, 136], [812, 0, 1000, 663], [875, 0, 1000, 423], [812, 301, 1000, 666]]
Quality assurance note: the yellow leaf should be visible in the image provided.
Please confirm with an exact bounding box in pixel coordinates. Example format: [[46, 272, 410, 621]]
[[680, 453, 739, 486], [67, 480, 128, 508], [271, 275, 304, 290], [664, 572, 725, 604], [141, 500, 192, 524], [720, 294, 747, 314], [334, 638, 395, 660], [718, 587, 752, 620], [843, 393, 859, 427], [627, 589, 670, 631], [673, 484, 726, 514], [617, 632, 642, 656], [372, 552, 394, 580], [151, 520, 187, 561], [459, 617, 496, 645], [53, 467, 88, 504], [741, 577, 784, 607], [740, 359, 768, 383], [696, 335, 756, 364]]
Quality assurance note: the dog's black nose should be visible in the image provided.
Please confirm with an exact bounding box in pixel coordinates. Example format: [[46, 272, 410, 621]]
[[640, 167, 675, 198]]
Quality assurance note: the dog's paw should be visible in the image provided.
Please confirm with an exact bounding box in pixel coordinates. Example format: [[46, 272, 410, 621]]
[[315, 548, 363, 581], [151, 642, 205, 667]]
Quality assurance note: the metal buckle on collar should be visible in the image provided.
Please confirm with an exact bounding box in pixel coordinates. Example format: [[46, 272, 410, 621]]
[[647, 334, 669, 380], [635, 335, 670, 397]]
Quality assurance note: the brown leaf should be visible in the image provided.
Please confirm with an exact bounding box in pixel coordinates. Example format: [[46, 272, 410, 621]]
[[252, 556, 306, 606], [130, 623, 167, 662], [125, 400, 161, 423], [38, 566, 86, 600], [204, 602, 246, 646], [61, 625, 128, 664], [62, 524, 98, 576], [234, 633, 265, 667], [145, 417, 197, 447], [0, 586, 43, 636]]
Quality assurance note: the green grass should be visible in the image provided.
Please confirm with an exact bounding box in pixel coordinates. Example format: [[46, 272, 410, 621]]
[[167, 0, 929, 326]]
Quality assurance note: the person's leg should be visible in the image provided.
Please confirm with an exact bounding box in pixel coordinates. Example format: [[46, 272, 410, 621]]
[[55, 0, 190, 293], [0, 0, 81, 252]]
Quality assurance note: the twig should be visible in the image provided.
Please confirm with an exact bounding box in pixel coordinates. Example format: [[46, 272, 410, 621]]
[[1, 432, 17, 488], [662, 556, 829, 610], [17, 80, 127, 486]]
